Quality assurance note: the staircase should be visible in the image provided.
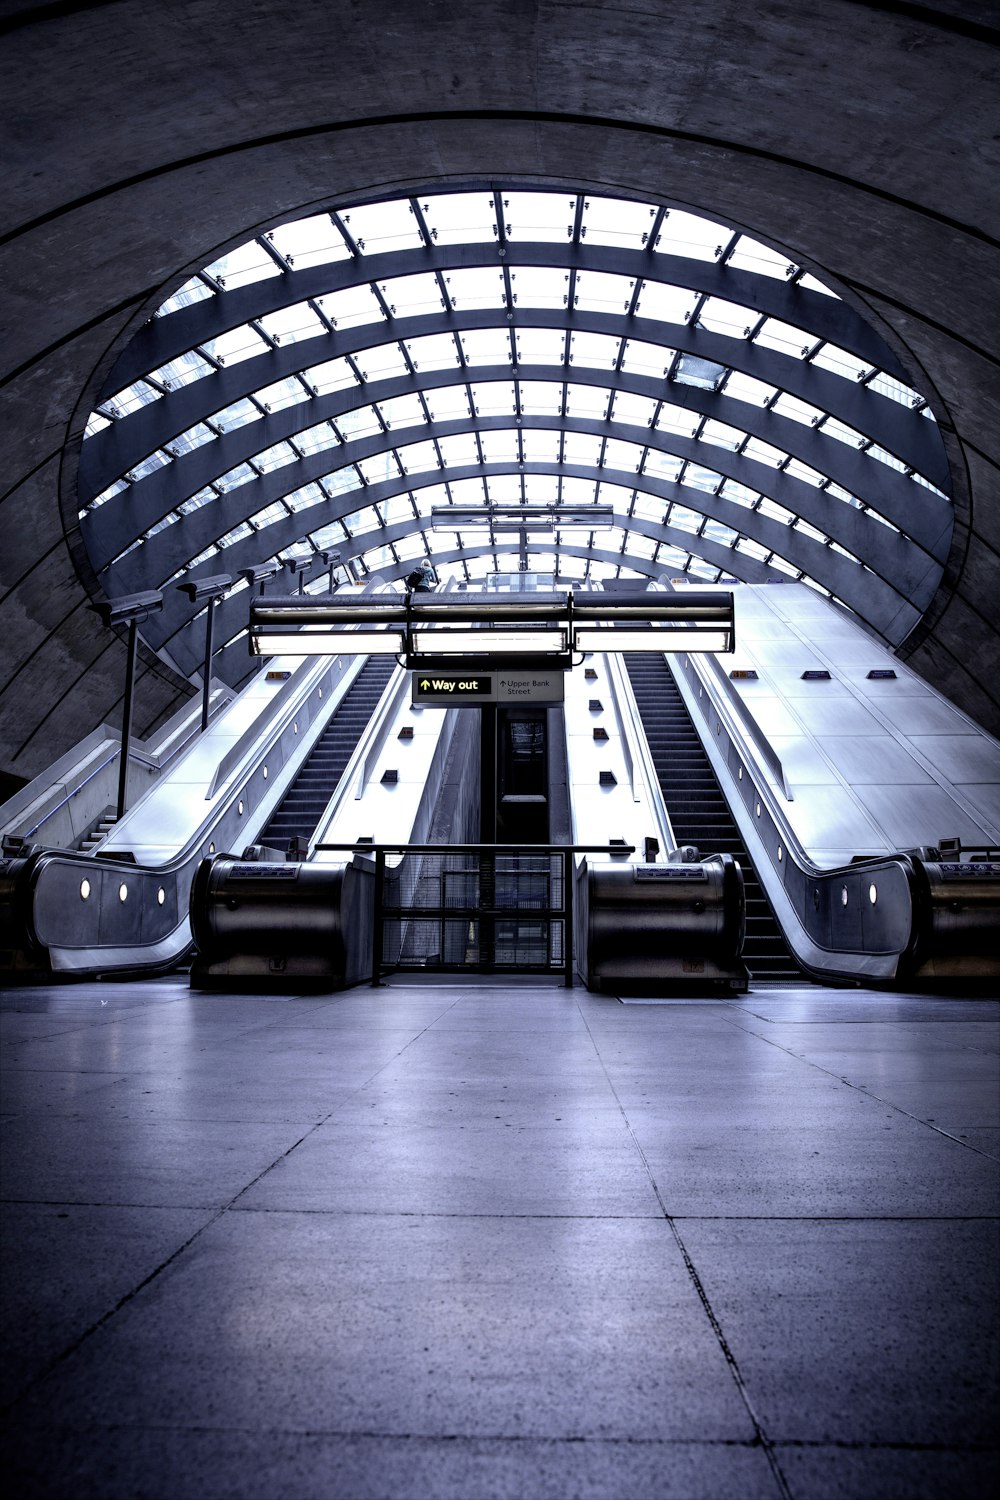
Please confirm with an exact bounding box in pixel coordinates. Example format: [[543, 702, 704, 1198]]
[[258, 656, 396, 854], [624, 654, 801, 981], [78, 809, 119, 853]]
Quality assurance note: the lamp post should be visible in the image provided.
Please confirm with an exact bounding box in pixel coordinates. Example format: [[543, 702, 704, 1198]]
[[319, 551, 341, 593], [88, 590, 164, 821], [285, 555, 312, 594], [238, 562, 281, 597], [176, 574, 232, 731]]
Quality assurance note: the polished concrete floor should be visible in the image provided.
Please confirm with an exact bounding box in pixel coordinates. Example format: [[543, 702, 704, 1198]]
[[1, 974, 997, 1499]]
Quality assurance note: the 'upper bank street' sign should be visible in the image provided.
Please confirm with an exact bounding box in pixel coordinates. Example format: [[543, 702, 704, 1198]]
[[412, 671, 565, 705]]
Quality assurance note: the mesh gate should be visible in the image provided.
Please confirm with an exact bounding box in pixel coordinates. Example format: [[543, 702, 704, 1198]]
[[382, 851, 565, 972]]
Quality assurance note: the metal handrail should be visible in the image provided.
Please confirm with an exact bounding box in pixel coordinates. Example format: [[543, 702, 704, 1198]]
[[699, 652, 794, 802]]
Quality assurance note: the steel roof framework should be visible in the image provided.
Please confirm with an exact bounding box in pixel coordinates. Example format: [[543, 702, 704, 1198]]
[[76, 187, 951, 687]]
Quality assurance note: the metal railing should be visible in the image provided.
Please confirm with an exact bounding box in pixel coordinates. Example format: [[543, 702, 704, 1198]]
[[313, 842, 635, 987]]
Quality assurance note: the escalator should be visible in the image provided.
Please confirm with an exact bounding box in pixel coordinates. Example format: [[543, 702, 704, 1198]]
[[258, 655, 396, 854], [624, 653, 800, 981]]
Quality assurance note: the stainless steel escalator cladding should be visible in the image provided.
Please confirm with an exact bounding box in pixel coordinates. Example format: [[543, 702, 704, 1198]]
[[189, 854, 375, 989]]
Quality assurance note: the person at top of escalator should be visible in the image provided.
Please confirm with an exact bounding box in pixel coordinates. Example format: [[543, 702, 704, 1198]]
[[405, 558, 438, 592]]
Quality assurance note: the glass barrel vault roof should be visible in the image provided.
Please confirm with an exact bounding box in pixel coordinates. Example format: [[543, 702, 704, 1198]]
[[76, 186, 952, 688]]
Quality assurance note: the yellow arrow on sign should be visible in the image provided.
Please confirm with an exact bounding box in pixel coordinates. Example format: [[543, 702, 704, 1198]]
[[420, 679, 431, 689]]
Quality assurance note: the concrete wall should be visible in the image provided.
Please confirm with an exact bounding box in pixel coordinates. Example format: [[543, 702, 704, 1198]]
[[2, 0, 998, 781]]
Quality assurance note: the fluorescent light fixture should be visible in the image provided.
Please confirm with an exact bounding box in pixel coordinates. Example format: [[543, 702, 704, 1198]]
[[574, 628, 732, 652], [430, 506, 614, 529], [251, 629, 405, 656], [409, 628, 569, 656]]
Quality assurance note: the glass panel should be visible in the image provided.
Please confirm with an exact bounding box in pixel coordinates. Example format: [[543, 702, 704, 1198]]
[[560, 476, 597, 504], [258, 302, 326, 344], [619, 338, 673, 377], [574, 270, 633, 313], [771, 391, 824, 426], [757, 498, 794, 524], [510, 266, 569, 310], [727, 235, 796, 280], [148, 350, 215, 389], [355, 342, 410, 382], [602, 438, 640, 472], [515, 327, 566, 365], [581, 195, 657, 251], [459, 328, 513, 366], [155, 276, 214, 318], [654, 210, 725, 261], [784, 457, 825, 487], [251, 441, 296, 475], [479, 430, 520, 464], [568, 331, 620, 369], [502, 191, 576, 242], [797, 273, 839, 298], [317, 284, 386, 330], [212, 396, 262, 433], [656, 403, 699, 437], [378, 272, 445, 317], [438, 432, 481, 467], [445, 266, 506, 309], [380, 392, 428, 429], [565, 384, 610, 420], [218, 521, 254, 548], [255, 376, 310, 413], [470, 382, 515, 416], [357, 452, 400, 485], [700, 419, 744, 452], [335, 406, 382, 441], [343, 199, 424, 255], [636, 281, 699, 324], [127, 451, 170, 482], [249, 500, 290, 530], [165, 424, 215, 458], [269, 214, 351, 269], [610, 391, 657, 428], [201, 325, 270, 367], [396, 440, 440, 476], [812, 343, 873, 381], [321, 465, 363, 497], [723, 371, 776, 406], [683, 464, 722, 494], [284, 484, 325, 514], [562, 432, 603, 467], [518, 380, 563, 415], [668, 505, 704, 533], [521, 430, 561, 464], [305, 356, 360, 394], [696, 297, 752, 337], [204, 241, 280, 290], [420, 192, 498, 246], [643, 450, 683, 482], [742, 436, 785, 467], [753, 318, 811, 358], [294, 422, 342, 458]]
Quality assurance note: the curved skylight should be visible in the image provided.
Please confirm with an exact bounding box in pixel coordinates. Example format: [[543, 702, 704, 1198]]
[[77, 186, 952, 688]]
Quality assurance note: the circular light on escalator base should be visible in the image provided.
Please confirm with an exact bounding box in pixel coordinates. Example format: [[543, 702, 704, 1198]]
[[209, 842, 216, 854], [738, 766, 743, 780], [157, 887, 165, 906], [118, 882, 128, 903], [80, 879, 91, 900], [841, 886, 849, 906], [293, 722, 298, 734], [263, 766, 268, 780], [238, 799, 244, 815], [869, 883, 878, 905], [777, 845, 783, 862], [755, 802, 761, 817]]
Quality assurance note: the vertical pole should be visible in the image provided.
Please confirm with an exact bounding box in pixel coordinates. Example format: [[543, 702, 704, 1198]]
[[371, 847, 385, 987], [116, 617, 139, 821], [201, 596, 216, 732], [563, 850, 574, 988]]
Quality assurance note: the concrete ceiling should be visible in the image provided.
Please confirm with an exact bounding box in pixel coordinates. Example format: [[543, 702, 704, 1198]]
[[1, 0, 998, 785]]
